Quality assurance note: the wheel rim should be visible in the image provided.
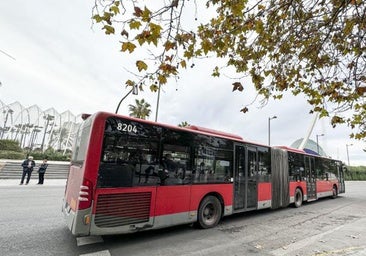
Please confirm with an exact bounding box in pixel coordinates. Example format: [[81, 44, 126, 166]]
[[203, 203, 218, 225]]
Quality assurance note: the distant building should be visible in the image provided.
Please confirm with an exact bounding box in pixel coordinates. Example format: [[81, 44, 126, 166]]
[[0, 100, 81, 152], [290, 138, 327, 157]]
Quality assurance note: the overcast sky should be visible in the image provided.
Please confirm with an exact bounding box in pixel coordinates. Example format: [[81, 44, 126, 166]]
[[0, 0, 365, 165]]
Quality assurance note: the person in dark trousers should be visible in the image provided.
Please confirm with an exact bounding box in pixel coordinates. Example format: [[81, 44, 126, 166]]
[[20, 156, 35, 185], [37, 159, 48, 185]]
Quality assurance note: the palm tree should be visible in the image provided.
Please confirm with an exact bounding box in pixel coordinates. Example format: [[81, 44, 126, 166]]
[[128, 99, 152, 120]]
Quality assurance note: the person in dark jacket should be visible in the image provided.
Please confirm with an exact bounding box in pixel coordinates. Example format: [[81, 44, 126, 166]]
[[37, 159, 48, 185], [20, 156, 36, 185]]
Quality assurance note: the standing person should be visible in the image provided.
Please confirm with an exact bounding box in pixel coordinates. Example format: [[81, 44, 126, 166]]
[[37, 159, 48, 185], [20, 156, 35, 185]]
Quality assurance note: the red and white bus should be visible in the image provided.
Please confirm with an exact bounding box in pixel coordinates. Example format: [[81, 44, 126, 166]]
[[62, 112, 345, 236]]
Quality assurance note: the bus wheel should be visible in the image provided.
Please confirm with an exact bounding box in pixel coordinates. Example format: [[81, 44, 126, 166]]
[[294, 188, 303, 208], [332, 186, 338, 199], [196, 195, 222, 229]]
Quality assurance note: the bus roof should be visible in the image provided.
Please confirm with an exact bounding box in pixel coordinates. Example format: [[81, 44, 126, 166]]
[[88, 112, 270, 148], [274, 146, 306, 154], [90, 112, 251, 143], [185, 125, 243, 140]]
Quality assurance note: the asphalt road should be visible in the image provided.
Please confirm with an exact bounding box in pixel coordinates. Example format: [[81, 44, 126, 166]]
[[0, 180, 365, 256]]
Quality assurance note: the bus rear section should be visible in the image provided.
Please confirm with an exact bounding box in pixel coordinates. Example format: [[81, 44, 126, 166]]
[[272, 147, 345, 209]]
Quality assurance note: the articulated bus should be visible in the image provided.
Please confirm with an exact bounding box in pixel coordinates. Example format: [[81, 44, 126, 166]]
[[62, 112, 345, 236]]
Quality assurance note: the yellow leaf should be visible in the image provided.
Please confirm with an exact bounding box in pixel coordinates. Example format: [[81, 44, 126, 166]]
[[110, 6, 119, 15], [92, 15, 103, 23], [149, 23, 162, 35], [125, 80, 135, 87], [150, 84, 159, 92], [180, 60, 187, 68], [121, 42, 136, 53], [158, 74, 167, 84], [136, 60, 148, 71], [142, 7, 151, 22], [103, 25, 115, 35], [129, 20, 142, 30]]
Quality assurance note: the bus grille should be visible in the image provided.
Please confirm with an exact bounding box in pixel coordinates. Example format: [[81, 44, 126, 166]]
[[95, 192, 151, 228]]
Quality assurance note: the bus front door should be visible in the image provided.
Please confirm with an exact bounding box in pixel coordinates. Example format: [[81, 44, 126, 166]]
[[233, 145, 257, 212], [305, 156, 317, 200]]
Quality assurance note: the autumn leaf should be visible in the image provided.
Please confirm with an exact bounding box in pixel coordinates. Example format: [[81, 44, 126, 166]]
[[142, 7, 152, 22], [92, 14, 103, 23], [110, 6, 119, 15], [212, 66, 220, 77], [102, 25, 115, 35], [125, 80, 135, 87], [356, 87, 366, 95], [164, 41, 176, 51], [133, 7, 143, 17], [158, 74, 167, 84], [331, 116, 344, 127], [121, 29, 129, 38], [129, 20, 142, 30], [180, 60, 187, 68], [121, 42, 136, 53], [240, 107, 249, 113], [136, 60, 148, 71], [150, 84, 159, 92], [232, 82, 244, 92]]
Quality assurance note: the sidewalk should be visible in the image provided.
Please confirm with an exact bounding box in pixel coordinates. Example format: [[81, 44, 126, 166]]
[[0, 179, 67, 186]]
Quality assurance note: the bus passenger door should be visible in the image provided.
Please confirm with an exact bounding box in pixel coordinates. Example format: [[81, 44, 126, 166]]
[[305, 156, 316, 200], [233, 145, 257, 212], [246, 147, 258, 209], [338, 162, 345, 193]]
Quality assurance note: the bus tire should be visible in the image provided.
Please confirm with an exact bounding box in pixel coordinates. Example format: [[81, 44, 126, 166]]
[[294, 188, 303, 208], [196, 195, 222, 229], [331, 185, 338, 199]]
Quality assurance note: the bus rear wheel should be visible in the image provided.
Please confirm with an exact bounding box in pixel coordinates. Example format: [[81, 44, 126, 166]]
[[196, 195, 222, 229], [294, 188, 303, 208]]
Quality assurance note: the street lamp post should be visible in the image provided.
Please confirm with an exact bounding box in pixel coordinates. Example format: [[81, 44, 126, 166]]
[[115, 84, 138, 114], [346, 144, 353, 166], [316, 134, 324, 154], [268, 116, 277, 146]]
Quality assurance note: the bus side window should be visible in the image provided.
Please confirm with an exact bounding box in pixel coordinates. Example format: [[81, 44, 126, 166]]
[[160, 147, 190, 185]]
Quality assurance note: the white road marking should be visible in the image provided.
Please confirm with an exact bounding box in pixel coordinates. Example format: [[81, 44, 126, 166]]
[[79, 250, 111, 256], [76, 236, 104, 246]]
